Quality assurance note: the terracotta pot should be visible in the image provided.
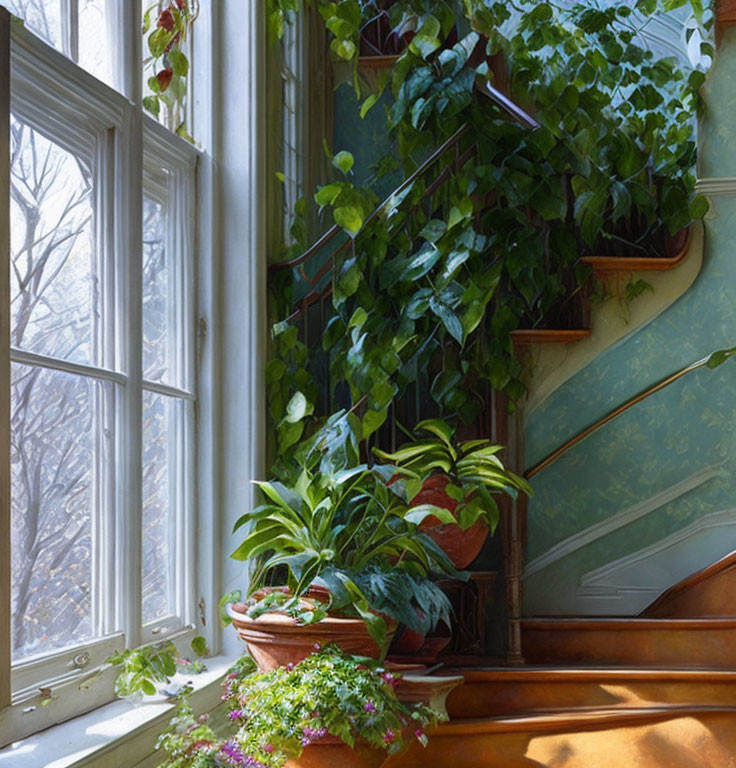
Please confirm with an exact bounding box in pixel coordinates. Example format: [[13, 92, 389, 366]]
[[390, 624, 426, 655], [413, 475, 489, 569], [285, 735, 386, 768], [227, 602, 395, 672]]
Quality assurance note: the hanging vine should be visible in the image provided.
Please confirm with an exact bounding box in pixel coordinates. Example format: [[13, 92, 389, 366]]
[[266, 0, 713, 481]]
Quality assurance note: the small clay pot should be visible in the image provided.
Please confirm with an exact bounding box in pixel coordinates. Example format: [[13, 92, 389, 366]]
[[227, 600, 395, 672], [413, 475, 489, 569], [285, 735, 386, 768]]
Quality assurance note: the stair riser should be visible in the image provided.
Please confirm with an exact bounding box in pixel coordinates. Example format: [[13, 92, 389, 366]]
[[523, 622, 736, 668], [447, 678, 736, 718]]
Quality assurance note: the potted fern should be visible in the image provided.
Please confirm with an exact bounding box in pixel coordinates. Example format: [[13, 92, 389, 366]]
[[227, 463, 458, 670], [373, 419, 532, 569]]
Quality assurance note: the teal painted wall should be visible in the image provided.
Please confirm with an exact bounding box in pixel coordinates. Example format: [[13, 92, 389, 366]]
[[523, 31, 736, 616]]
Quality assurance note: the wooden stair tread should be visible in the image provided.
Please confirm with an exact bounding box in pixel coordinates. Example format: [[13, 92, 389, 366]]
[[444, 666, 736, 681], [439, 704, 736, 735]]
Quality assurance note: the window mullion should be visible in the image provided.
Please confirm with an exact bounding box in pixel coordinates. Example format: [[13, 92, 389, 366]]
[[115, 0, 144, 650], [0, 6, 11, 711], [67, 0, 79, 62]]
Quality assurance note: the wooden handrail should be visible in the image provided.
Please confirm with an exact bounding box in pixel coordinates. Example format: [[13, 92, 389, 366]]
[[269, 78, 538, 275], [269, 124, 470, 273], [524, 353, 720, 479]]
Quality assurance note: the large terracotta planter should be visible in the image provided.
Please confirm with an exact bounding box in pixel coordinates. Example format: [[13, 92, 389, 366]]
[[227, 603, 395, 672], [413, 475, 489, 569], [286, 735, 386, 768]]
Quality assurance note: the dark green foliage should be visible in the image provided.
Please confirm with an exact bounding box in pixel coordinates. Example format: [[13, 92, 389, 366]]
[[230, 465, 463, 652], [266, 0, 711, 481]]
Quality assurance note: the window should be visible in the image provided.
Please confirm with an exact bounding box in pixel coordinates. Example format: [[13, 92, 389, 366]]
[[0, 2, 200, 745], [4, 0, 114, 86]]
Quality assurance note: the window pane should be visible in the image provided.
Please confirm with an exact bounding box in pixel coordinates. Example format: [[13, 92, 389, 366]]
[[10, 364, 105, 661], [78, 0, 113, 87], [142, 194, 170, 384], [4, 0, 62, 50], [10, 116, 97, 365], [142, 390, 180, 624]]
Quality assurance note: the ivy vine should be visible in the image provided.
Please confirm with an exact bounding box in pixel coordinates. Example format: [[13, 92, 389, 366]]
[[266, 0, 712, 481]]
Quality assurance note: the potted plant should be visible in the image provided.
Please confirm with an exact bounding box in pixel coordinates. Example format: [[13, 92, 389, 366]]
[[155, 645, 443, 768], [373, 419, 532, 569], [227, 463, 458, 670]]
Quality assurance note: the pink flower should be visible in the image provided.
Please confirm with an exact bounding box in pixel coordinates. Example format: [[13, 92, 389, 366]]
[[313, 643, 322, 651], [383, 729, 395, 743], [414, 728, 424, 739], [382, 672, 399, 688], [263, 744, 274, 754], [364, 701, 376, 713]]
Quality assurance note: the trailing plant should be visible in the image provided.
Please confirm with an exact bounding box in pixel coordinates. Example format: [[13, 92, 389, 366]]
[[156, 644, 442, 768], [374, 417, 532, 531], [142, 0, 198, 141], [266, 0, 713, 485], [107, 636, 208, 699], [230, 463, 458, 650]]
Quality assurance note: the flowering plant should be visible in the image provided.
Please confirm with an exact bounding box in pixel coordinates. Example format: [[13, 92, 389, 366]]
[[142, 0, 199, 140], [155, 645, 442, 768]]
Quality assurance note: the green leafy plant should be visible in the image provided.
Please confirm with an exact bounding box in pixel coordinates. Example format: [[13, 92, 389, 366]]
[[266, 0, 713, 487], [156, 644, 442, 768], [374, 418, 532, 531], [142, 0, 198, 141], [107, 636, 208, 699], [231, 462, 458, 650]]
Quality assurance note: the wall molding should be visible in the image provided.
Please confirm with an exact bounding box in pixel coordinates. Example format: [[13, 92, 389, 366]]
[[524, 462, 724, 578], [578, 507, 736, 597], [696, 177, 736, 196]]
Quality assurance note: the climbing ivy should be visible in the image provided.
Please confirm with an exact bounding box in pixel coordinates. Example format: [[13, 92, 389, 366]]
[[266, 0, 713, 481]]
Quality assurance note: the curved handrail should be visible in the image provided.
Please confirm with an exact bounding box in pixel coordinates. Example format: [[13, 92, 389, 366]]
[[524, 347, 736, 480], [269, 124, 470, 273]]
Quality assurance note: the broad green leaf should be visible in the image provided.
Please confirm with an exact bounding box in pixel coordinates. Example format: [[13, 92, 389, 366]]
[[142, 95, 160, 117], [430, 296, 464, 344], [148, 27, 172, 57], [333, 205, 364, 234], [285, 391, 312, 423], [190, 636, 209, 657], [360, 93, 378, 119], [404, 504, 458, 526], [314, 182, 343, 208], [690, 195, 709, 220], [332, 150, 355, 176], [706, 346, 736, 369], [420, 219, 447, 243], [330, 37, 356, 60], [168, 48, 189, 77]]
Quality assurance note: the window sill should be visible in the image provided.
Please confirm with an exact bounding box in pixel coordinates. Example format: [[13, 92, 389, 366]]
[[0, 655, 236, 768]]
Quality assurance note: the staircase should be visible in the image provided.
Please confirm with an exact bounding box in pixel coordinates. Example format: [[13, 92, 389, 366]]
[[384, 552, 736, 767]]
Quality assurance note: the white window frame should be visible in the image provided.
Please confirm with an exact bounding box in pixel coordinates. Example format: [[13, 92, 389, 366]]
[[141, 116, 197, 644], [0, 6, 203, 746]]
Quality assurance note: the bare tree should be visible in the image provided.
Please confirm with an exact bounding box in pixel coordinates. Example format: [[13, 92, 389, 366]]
[[9, 114, 96, 658]]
